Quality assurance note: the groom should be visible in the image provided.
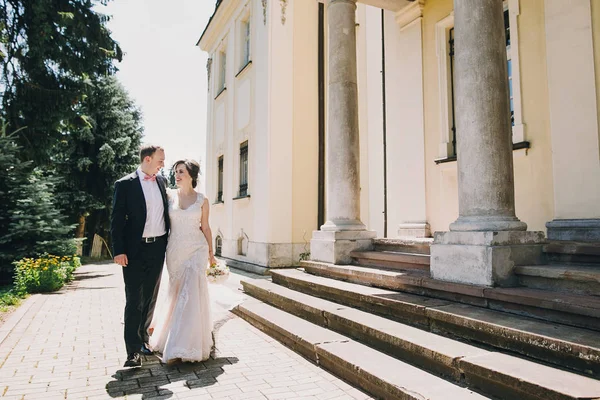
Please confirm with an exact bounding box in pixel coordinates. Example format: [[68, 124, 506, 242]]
[[111, 144, 170, 368]]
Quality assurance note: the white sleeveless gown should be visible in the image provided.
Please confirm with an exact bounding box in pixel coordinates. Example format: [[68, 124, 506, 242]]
[[149, 190, 214, 363]]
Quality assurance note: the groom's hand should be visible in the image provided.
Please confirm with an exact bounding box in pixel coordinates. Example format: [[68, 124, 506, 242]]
[[114, 254, 128, 267]]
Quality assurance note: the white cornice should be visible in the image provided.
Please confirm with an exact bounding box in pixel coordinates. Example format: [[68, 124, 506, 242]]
[[395, 0, 425, 30], [198, 0, 240, 52]]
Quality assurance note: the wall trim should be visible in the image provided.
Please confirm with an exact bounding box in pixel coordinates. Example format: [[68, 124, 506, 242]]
[[395, 0, 425, 31]]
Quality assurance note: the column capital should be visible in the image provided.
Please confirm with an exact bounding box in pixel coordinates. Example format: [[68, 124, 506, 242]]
[[328, 0, 357, 7]]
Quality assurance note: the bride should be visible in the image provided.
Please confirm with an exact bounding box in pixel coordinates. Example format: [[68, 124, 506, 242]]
[[149, 159, 226, 363]]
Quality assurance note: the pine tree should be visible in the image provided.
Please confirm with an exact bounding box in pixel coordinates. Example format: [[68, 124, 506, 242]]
[[0, 120, 76, 282], [0, 0, 123, 165], [53, 76, 142, 254], [4, 169, 77, 258]]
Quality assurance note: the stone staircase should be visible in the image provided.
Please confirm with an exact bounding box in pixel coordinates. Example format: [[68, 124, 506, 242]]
[[515, 240, 600, 296], [235, 238, 600, 399], [350, 238, 432, 271]]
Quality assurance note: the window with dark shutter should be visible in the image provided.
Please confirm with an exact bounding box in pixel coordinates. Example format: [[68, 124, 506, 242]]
[[239, 141, 248, 197]]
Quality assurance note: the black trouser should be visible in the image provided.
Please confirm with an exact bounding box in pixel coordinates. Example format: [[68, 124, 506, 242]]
[[122, 236, 167, 356]]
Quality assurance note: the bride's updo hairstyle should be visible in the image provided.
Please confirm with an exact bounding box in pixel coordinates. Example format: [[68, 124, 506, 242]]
[[173, 159, 201, 189]]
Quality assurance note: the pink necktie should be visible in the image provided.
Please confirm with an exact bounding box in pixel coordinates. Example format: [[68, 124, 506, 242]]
[[143, 174, 156, 182]]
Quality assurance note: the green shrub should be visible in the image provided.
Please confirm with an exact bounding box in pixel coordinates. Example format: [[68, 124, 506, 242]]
[[13, 254, 80, 294], [0, 286, 24, 312]]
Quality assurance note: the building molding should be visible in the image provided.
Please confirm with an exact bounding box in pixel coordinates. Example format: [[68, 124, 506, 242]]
[[395, 0, 424, 31], [262, 0, 268, 25], [198, 0, 239, 51], [280, 0, 288, 25]]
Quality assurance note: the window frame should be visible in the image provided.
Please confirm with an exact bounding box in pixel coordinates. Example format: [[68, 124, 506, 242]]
[[434, 0, 526, 164], [238, 141, 249, 197], [236, 6, 252, 76], [216, 46, 227, 95], [217, 155, 224, 203], [215, 235, 223, 256]]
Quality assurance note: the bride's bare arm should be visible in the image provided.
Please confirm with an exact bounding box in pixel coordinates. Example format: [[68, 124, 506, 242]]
[[200, 198, 217, 264]]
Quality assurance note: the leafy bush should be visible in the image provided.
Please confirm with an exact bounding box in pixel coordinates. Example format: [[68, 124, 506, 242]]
[[13, 254, 81, 295]]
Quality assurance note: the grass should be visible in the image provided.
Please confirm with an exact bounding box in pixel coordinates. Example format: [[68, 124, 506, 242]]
[[0, 286, 25, 313]]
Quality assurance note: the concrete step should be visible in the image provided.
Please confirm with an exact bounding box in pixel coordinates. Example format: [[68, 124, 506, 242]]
[[515, 265, 600, 295], [544, 241, 600, 264], [219, 257, 270, 275], [236, 299, 491, 400], [350, 250, 430, 271], [301, 261, 600, 332], [373, 238, 432, 254], [271, 268, 600, 377], [240, 279, 600, 400]]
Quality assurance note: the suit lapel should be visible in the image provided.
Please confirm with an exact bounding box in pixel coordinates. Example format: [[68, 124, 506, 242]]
[[157, 176, 168, 207], [156, 176, 170, 232]]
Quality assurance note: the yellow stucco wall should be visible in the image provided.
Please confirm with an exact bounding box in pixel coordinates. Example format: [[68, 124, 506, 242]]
[[422, 0, 554, 234], [512, 0, 553, 232], [291, 0, 319, 244], [592, 0, 600, 158], [422, 0, 458, 234]]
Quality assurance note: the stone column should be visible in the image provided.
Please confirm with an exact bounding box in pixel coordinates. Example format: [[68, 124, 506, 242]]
[[311, 0, 375, 264], [323, 0, 363, 232], [450, 0, 524, 232], [430, 0, 544, 286]]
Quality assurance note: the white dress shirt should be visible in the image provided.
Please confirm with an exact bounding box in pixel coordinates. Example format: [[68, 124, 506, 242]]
[[137, 167, 166, 238]]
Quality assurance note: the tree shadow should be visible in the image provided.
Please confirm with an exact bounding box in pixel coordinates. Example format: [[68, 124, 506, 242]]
[[73, 273, 113, 281], [105, 354, 239, 399]]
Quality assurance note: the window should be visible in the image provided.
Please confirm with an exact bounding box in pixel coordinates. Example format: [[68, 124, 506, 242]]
[[218, 50, 227, 92], [239, 141, 248, 197], [504, 8, 514, 126], [215, 235, 222, 256], [240, 18, 251, 68], [217, 156, 224, 203], [435, 0, 525, 163], [448, 27, 457, 156]]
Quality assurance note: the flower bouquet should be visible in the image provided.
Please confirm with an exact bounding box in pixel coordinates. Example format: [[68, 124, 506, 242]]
[[206, 259, 230, 284]]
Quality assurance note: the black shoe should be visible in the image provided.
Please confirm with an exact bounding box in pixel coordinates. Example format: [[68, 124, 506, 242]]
[[123, 353, 141, 368], [140, 343, 153, 355]]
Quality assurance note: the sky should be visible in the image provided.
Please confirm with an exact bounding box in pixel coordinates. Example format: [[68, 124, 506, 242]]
[[98, 0, 216, 184]]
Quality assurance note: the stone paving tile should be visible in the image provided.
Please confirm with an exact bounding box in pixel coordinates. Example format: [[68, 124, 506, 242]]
[[0, 262, 373, 400]]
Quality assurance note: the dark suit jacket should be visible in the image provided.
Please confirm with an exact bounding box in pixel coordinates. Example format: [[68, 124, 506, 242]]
[[110, 171, 170, 259]]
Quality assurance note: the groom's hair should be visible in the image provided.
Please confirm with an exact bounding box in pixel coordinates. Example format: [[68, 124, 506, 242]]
[[140, 144, 164, 162]]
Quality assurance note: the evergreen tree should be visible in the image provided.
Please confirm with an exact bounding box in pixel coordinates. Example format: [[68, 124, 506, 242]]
[[0, 0, 122, 165], [0, 120, 76, 282], [53, 76, 142, 253]]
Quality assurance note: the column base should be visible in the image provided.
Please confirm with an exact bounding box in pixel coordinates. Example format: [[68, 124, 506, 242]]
[[430, 231, 546, 287], [321, 219, 367, 231], [449, 216, 527, 232], [546, 219, 600, 242], [310, 230, 376, 264], [397, 222, 431, 238]]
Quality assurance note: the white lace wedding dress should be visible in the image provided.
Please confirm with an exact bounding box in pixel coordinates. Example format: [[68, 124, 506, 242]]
[[149, 190, 214, 363]]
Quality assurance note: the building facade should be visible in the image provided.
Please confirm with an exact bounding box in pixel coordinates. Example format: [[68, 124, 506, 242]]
[[198, 0, 600, 277]]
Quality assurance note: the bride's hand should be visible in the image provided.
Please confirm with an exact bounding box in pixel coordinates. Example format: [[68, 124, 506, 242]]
[[209, 254, 218, 266]]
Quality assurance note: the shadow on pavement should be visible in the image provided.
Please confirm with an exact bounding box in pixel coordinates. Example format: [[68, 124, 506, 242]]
[[105, 355, 239, 399]]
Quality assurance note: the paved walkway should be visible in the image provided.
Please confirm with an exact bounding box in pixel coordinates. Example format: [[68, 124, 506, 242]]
[[0, 263, 371, 400]]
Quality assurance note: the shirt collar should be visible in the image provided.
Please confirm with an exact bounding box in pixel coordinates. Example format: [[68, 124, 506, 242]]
[[137, 166, 156, 181]]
